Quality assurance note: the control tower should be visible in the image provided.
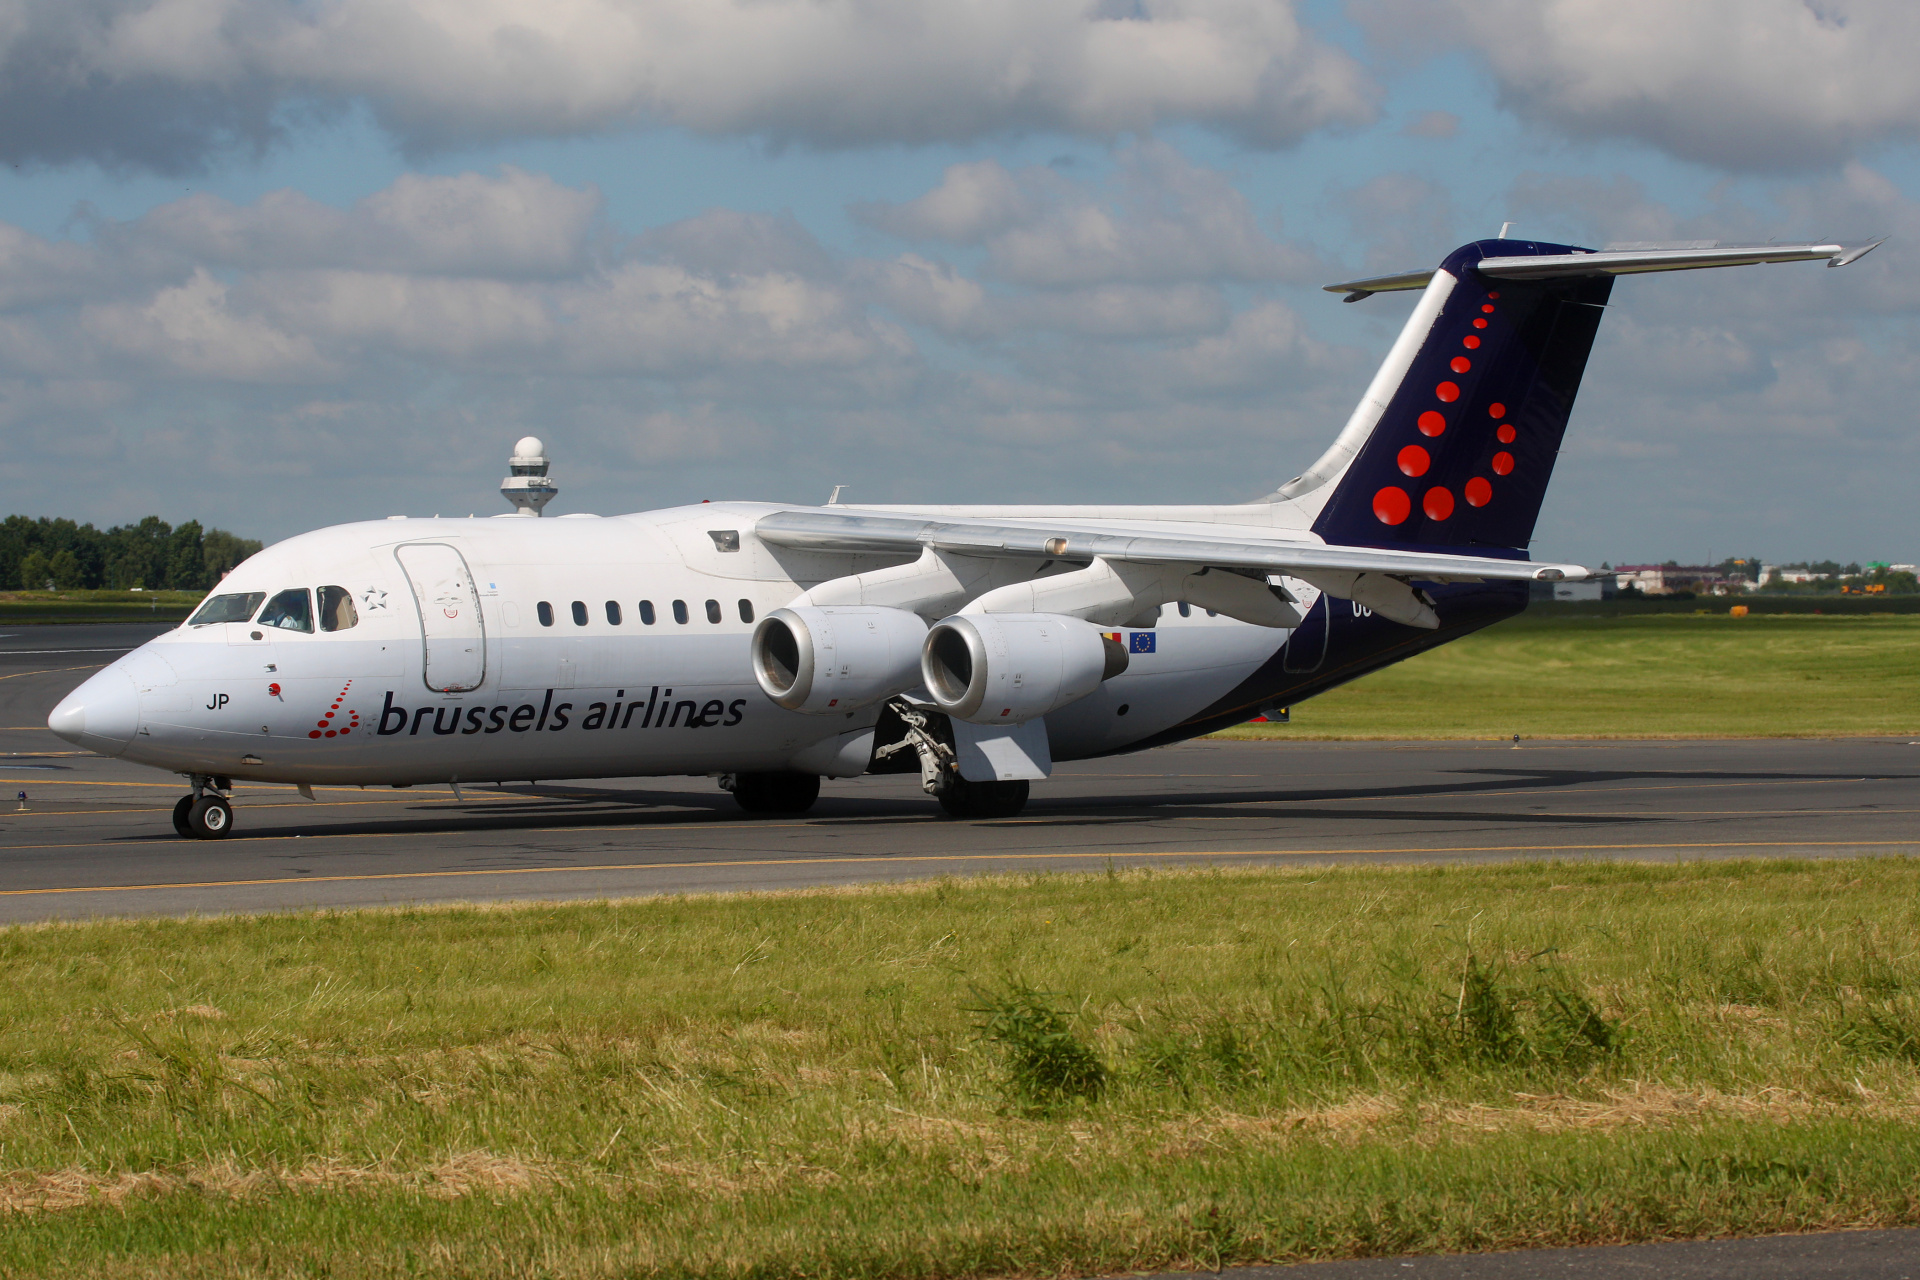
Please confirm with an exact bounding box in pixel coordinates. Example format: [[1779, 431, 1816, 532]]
[[500, 436, 558, 516]]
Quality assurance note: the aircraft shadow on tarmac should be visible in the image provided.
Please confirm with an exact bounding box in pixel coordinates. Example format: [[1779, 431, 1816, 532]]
[[95, 763, 1906, 844]]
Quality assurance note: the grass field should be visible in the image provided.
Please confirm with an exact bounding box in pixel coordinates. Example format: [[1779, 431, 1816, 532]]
[[1219, 613, 1920, 740], [0, 590, 198, 624], [4, 860, 1920, 1276]]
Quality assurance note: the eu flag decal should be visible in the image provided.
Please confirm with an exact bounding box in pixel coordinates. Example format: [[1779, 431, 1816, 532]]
[[1129, 631, 1157, 654]]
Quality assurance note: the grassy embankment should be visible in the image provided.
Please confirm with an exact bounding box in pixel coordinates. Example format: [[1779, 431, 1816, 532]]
[[4, 860, 1920, 1275], [0, 589, 198, 624], [1220, 612, 1920, 740]]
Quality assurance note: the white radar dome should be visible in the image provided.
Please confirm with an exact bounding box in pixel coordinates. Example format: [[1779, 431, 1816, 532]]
[[501, 436, 557, 516]]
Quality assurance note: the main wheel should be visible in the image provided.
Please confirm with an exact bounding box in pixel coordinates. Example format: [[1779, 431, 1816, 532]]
[[937, 777, 1029, 819], [731, 772, 821, 815], [172, 795, 195, 838], [186, 795, 233, 839]]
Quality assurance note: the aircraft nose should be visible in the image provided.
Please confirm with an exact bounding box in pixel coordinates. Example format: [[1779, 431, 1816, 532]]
[[48, 669, 140, 756]]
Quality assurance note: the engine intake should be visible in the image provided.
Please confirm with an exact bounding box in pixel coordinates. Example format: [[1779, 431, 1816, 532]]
[[922, 612, 1122, 725], [751, 606, 928, 714]]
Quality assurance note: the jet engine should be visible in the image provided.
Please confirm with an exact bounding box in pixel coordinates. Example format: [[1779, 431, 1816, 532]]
[[751, 606, 928, 714], [921, 612, 1126, 726]]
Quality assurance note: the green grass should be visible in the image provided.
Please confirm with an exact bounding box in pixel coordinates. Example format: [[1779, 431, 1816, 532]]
[[4, 860, 1920, 1276], [0, 590, 198, 623], [1219, 613, 1920, 740]]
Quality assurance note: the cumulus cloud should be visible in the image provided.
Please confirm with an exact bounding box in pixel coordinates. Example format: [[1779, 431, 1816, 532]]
[[0, 153, 1909, 564], [0, 0, 1377, 173], [118, 167, 605, 275], [1354, 0, 1920, 170], [858, 142, 1324, 287]]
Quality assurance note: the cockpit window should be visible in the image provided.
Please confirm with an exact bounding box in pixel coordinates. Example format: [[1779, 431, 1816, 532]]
[[187, 592, 266, 627], [257, 588, 314, 633], [318, 585, 359, 632]]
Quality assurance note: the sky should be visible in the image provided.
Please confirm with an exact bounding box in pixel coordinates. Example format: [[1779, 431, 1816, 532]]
[[1, 0, 1916, 566]]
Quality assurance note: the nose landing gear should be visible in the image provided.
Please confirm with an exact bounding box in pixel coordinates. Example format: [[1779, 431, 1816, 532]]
[[173, 775, 234, 839]]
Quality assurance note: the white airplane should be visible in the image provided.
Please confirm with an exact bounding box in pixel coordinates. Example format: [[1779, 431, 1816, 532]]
[[49, 236, 1880, 838]]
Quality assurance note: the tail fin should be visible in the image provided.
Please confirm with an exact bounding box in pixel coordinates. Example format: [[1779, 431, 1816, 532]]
[[1301, 238, 1608, 552], [1283, 235, 1881, 552]]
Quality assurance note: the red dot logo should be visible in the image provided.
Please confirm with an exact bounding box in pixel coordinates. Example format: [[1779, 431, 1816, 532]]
[[1481, 303, 1495, 314], [1435, 381, 1460, 402], [1489, 402, 1507, 418], [1373, 486, 1412, 525], [1497, 423, 1516, 444], [1423, 487, 1455, 520], [1487, 291, 1500, 299], [1397, 445, 1430, 477], [308, 730, 323, 739], [1473, 318, 1488, 329], [1417, 411, 1446, 437], [1491, 451, 1515, 475], [1463, 335, 1481, 349], [1465, 477, 1492, 507], [1450, 356, 1471, 373]]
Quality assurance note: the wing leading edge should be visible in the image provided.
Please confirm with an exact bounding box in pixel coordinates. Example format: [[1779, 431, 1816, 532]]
[[753, 509, 1585, 584]]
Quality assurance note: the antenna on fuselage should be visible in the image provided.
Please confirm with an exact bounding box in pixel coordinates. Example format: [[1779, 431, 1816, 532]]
[[501, 436, 558, 517]]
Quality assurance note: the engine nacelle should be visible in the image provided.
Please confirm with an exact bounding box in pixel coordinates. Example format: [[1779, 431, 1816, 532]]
[[921, 612, 1122, 726], [751, 606, 928, 715]]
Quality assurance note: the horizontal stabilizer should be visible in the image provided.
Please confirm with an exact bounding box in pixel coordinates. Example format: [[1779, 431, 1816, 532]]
[[754, 509, 1585, 584], [1326, 239, 1884, 301]]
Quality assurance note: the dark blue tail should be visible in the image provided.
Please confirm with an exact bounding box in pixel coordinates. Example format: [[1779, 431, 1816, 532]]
[[1311, 240, 1612, 552]]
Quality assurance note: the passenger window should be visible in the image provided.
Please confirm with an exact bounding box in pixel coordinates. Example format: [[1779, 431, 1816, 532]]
[[605, 601, 622, 625], [672, 599, 689, 625], [257, 588, 313, 633], [1177, 601, 1191, 618], [537, 601, 554, 627], [318, 585, 358, 632], [188, 591, 265, 627], [571, 600, 588, 626], [738, 599, 754, 623], [705, 599, 721, 624], [639, 600, 656, 625]]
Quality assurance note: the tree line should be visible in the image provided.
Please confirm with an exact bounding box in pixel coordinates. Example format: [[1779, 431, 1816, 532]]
[[1, 516, 262, 593]]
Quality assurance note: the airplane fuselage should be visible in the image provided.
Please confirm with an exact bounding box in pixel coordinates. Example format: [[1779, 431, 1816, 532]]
[[62, 502, 1349, 788]]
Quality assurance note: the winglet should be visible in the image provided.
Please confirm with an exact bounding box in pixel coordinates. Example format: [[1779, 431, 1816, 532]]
[[1829, 238, 1885, 268]]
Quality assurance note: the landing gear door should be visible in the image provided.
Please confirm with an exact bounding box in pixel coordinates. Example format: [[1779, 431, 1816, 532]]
[[396, 543, 486, 693]]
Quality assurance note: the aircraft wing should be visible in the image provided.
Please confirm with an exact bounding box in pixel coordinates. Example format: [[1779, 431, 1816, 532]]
[[1326, 238, 1884, 301], [753, 509, 1586, 583]]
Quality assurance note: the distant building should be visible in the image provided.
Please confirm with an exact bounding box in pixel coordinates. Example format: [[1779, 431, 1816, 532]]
[[1774, 568, 1832, 584], [1612, 565, 1753, 595]]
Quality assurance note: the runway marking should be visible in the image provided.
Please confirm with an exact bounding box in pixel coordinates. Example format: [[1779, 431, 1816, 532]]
[[0, 647, 138, 656], [0, 664, 105, 684], [1, 839, 1917, 899]]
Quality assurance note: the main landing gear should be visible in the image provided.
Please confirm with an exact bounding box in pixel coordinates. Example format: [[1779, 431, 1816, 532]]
[[172, 775, 234, 840], [872, 699, 1033, 820]]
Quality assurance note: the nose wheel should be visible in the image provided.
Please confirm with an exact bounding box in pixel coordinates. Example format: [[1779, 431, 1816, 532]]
[[173, 776, 234, 839]]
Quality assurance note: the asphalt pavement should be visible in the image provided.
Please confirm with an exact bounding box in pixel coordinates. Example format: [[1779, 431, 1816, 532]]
[[2, 622, 1915, 921]]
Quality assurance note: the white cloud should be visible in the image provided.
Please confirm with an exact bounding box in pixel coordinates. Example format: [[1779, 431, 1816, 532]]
[[1355, 0, 1920, 170], [0, 154, 1911, 566], [858, 142, 1324, 287], [0, 0, 1377, 172], [80, 268, 334, 381], [119, 167, 604, 275]]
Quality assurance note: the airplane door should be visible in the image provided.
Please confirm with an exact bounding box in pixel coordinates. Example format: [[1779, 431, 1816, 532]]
[[396, 543, 486, 693]]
